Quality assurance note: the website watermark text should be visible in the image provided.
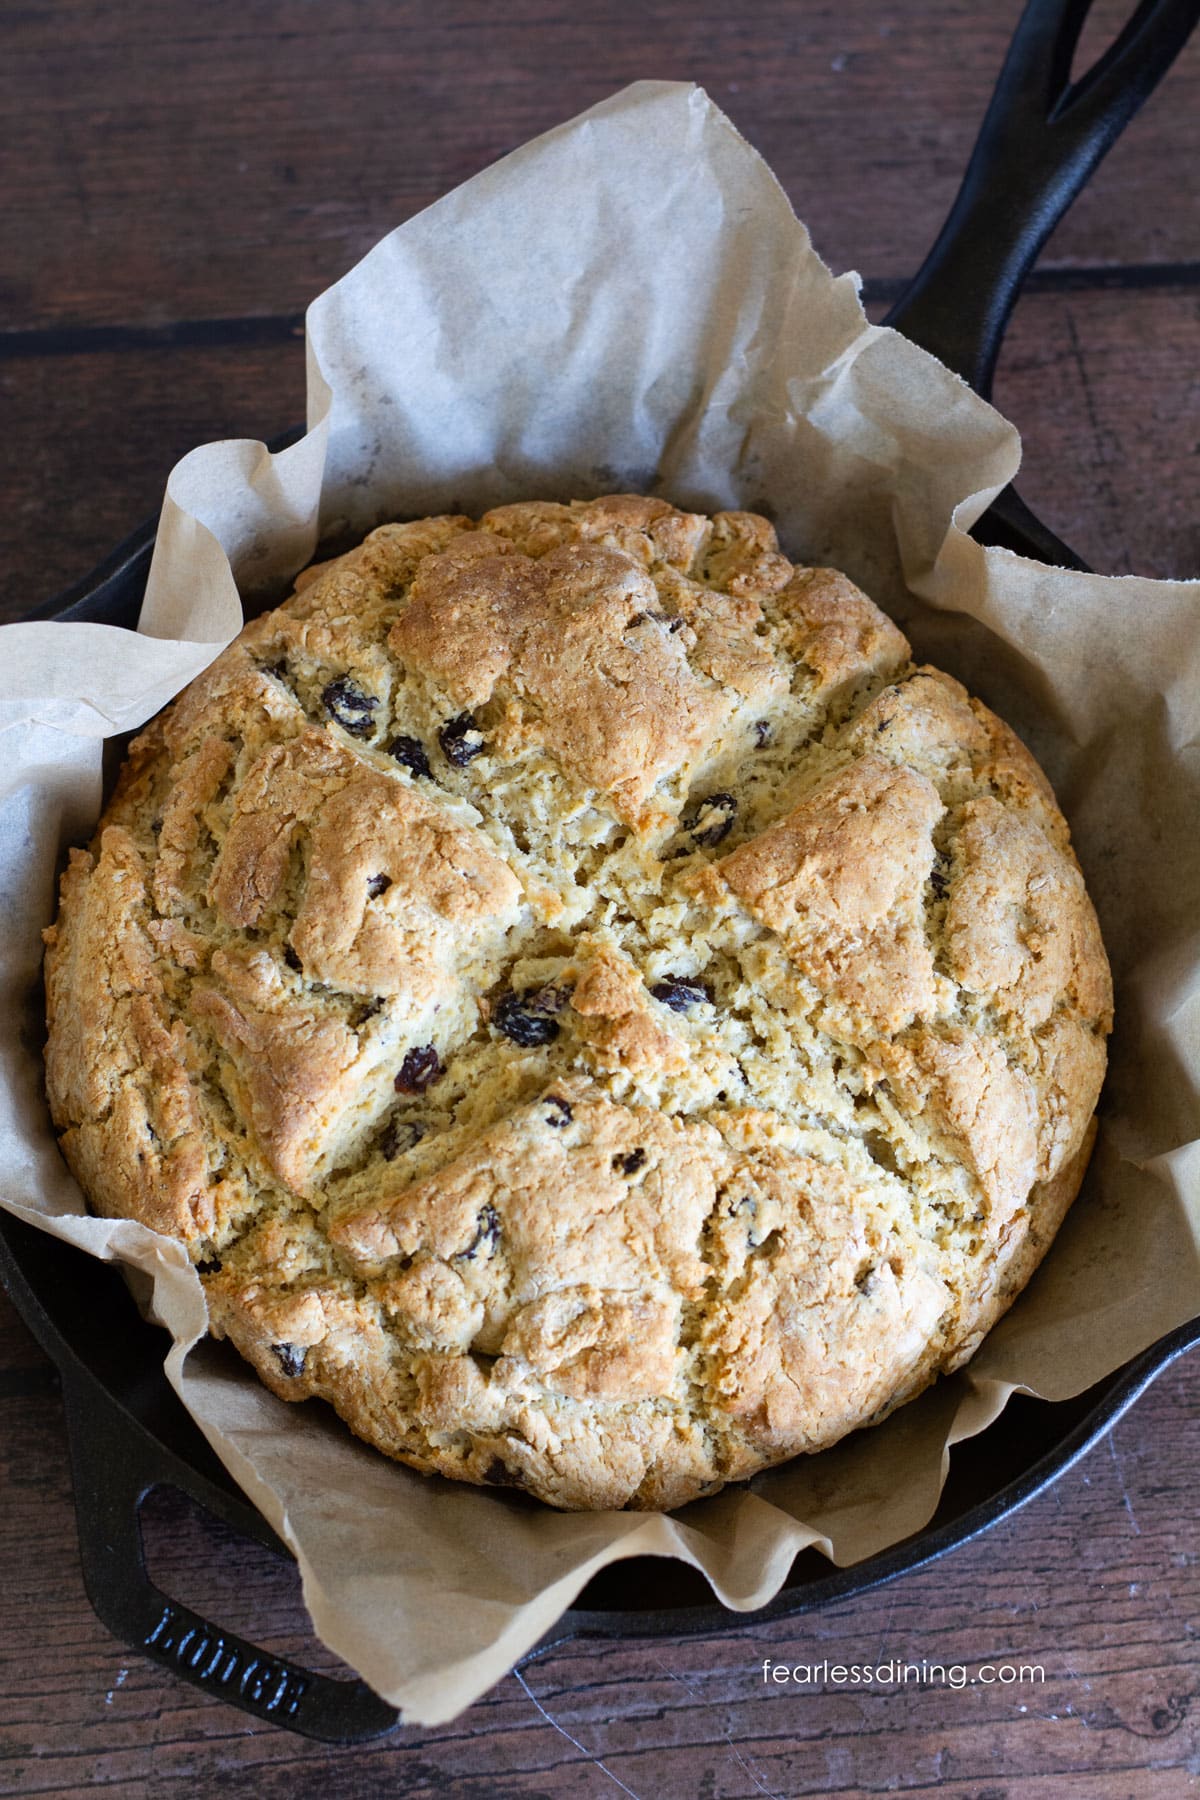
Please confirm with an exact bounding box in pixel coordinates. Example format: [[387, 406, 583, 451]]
[[761, 1657, 1045, 1691]]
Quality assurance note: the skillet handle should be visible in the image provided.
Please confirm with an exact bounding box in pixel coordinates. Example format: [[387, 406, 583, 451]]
[[884, 0, 1200, 398], [59, 1365, 400, 1743]]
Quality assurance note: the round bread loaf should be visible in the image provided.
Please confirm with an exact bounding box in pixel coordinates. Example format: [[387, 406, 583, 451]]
[[42, 497, 1112, 1511]]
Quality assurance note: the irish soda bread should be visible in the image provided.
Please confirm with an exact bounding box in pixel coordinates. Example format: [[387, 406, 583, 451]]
[[43, 497, 1112, 1511]]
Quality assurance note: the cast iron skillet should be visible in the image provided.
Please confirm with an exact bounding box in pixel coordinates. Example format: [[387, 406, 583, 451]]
[[3, 0, 1199, 1742]]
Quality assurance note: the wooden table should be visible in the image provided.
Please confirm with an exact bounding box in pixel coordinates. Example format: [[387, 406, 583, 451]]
[[2, 3, 1198, 1793]]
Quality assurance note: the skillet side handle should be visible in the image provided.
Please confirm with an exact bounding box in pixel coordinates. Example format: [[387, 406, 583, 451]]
[[59, 1367, 400, 1744], [884, 0, 1200, 398]]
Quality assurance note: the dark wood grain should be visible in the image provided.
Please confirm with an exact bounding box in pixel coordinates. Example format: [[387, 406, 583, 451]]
[[2, 0, 1199, 1793], [0, 341, 305, 623], [2, 0, 1198, 338], [992, 288, 1200, 581]]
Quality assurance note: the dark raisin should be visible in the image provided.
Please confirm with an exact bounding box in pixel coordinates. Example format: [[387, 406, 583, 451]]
[[753, 720, 771, 747], [650, 977, 712, 1012], [542, 1094, 573, 1128], [684, 791, 737, 848], [379, 1117, 425, 1161], [457, 1203, 501, 1260], [439, 712, 486, 766], [322, 676, 378, 738], [366, 873, 392, 899], [613, 1147, 646, 1177], [195, 1254, 222, 1276], [272, 1343, 307, 1379], [668, 617, 686, 634], [395, 1045, 442, 1094], [494, 987, 563, 1047], [389, 734, 432, 779], [482, 1456, 524, 1488], [283, 944, 302, 972]]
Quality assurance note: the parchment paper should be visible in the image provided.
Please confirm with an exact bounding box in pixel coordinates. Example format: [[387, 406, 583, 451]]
[[1, 81, 1197, 1726]]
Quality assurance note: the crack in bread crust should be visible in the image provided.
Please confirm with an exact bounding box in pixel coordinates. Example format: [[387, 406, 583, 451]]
[[42, 497, 1113, 1512]]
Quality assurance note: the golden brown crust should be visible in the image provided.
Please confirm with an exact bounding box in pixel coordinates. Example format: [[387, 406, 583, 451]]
[[43, 495, 1113, 1511], [388, 529, 755, 825], [775, 565, 910, 705], [692, 755, 945, 1034]]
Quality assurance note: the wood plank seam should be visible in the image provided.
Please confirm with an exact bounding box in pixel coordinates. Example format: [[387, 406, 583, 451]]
[[3, 262, 1199, 361]]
